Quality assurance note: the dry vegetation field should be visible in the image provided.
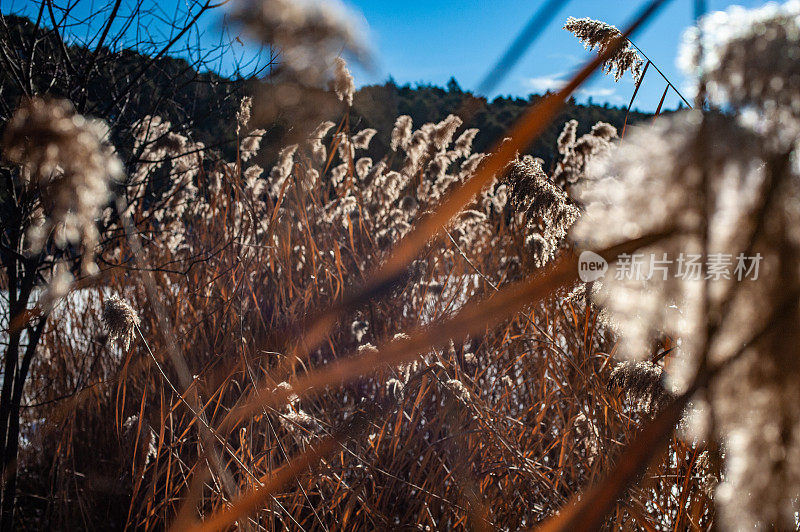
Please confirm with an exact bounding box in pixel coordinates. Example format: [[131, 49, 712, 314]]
[[1, 0, 799, 529]]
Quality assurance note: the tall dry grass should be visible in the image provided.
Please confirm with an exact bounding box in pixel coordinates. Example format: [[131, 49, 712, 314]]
[[8, 0, 800, 530]]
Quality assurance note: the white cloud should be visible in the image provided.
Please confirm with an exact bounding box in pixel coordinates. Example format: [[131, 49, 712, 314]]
[[523, 73, 623, 103], [546, 52, 580, 64], [579, 87, 625, 104], [579, 87, 615, 97], [523, 73, 567, 92]]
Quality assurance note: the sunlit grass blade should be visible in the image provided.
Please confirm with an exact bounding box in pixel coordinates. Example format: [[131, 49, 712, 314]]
[[277, 0, 674, 371], [534, 388, 692, 532], [224, 230, 674, 434]]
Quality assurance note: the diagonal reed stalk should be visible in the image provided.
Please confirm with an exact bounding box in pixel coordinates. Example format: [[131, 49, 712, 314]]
[[534, 283, 800, 531], [232, 232, 674, 422], [534, 387, 694, 532], [183, 229, 673, 530], [169, 2, 677, 528], [261, 0, 675, 403]]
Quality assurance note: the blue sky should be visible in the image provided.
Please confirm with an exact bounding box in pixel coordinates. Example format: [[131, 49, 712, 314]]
[[7, 0, 769, 111], [345, 0, 766, 110]]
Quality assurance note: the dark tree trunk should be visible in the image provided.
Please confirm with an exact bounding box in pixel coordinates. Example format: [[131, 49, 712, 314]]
[[0, 318, 45, 530], [0, 248, 41, 530], [0, 336, 20, 531]]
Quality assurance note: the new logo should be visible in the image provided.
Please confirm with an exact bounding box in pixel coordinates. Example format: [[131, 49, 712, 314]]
[[578, 250, 608, 282]]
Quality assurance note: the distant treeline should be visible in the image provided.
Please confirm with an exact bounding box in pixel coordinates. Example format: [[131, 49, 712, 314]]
[[1, 14, 653, 172], [351, 78, 653, 171]]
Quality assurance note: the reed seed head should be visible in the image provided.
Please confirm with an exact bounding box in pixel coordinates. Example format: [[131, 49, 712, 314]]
[[103, 295, 140, 350]]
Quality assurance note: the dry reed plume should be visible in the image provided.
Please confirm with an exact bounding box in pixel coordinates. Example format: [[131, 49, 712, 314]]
[[563, 17, 644, 81], [6, 0, 800, 530]]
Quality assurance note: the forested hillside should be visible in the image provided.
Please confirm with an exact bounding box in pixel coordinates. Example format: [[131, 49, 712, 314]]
[[352, 79, 651, 170], [1, 14, 651, 171]]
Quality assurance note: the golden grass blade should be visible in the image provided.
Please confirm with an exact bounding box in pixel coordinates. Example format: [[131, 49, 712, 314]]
[[279, 0, 674, 366], [622, 60, 650, 138], [476, 0, 573, 96], [533, 388, 692, 532], [174, 436, 340, 532], [368, 0, 671, 291], [224, 230, 674, 434], [654, 83, 670, 117], [187, 230, 672, 530]]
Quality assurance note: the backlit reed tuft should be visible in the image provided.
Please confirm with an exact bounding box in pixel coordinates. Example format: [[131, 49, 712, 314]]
[[444, 379, 470, 403], [3, 98, 122, 278], [680, 1, 800, 150], [564, 16, 644, 81], [234, 0, 368, 86], [504, 157, 579, 266], [552, 120, 618, 188], [573, 2, 800, 524], [102, 295, 140, 350], [608, 360, 672, 413], [236, 96, 252, 134], [332, 57, 356, 106]]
